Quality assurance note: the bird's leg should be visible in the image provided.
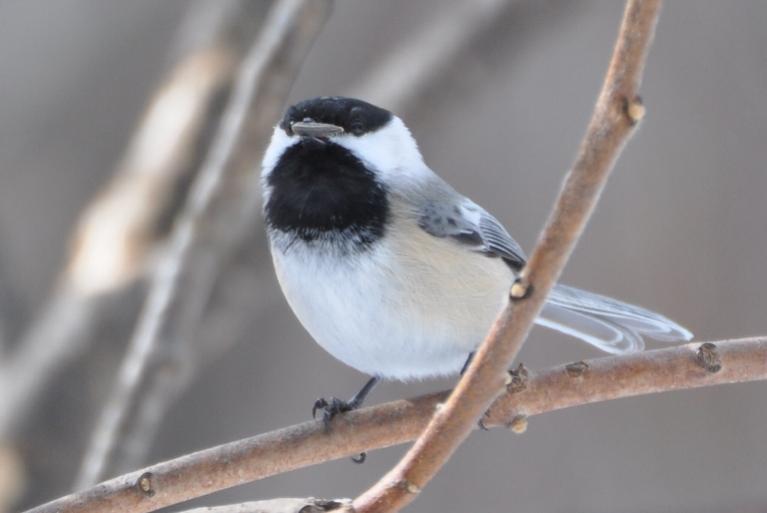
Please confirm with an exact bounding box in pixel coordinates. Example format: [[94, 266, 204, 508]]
[[458, 351, 491, 430], [312, 376, 379, 426], [313, 376, 380, 464], [347, 375, 380, 410], [456, 351, 491, 430], [460, 351, 475, 375]]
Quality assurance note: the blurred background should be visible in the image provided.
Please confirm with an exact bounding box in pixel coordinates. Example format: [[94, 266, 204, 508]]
[[0, 1, 765, 512]]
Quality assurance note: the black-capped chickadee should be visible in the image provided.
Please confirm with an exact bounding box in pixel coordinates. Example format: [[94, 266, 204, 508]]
[[261, 96, 692, 421]]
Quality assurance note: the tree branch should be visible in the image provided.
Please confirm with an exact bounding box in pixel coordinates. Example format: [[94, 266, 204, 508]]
[[0, 289, 99, 437], [23, 337, 767, 513], [74, 0, 331, 488], [108, 0, 331, 478], [24, 0, 673, 510], [347, 0, 519, 112], [353, 1, 662, 512]]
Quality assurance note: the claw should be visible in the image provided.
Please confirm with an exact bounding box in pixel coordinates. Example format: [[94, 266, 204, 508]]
[[310, 378, 379, 463], [312, 396, 353, 428], [312, 398, 329, 420]]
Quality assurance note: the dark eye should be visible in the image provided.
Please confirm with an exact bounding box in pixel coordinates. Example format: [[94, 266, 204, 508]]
[[349, 107, 365, 135], [350, 122, 365, 135]]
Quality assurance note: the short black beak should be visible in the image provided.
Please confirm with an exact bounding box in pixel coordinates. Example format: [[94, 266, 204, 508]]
[[290, 120, 344, 138]]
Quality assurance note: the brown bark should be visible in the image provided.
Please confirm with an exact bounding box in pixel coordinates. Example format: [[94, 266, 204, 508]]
[[23, 338, 766, 513], [353, 1, 663, 512]]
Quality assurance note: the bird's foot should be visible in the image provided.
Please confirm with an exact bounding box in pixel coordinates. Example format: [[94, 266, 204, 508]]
[[311, 378, 379, 463], [312, 396, 355, 427], [312, 397, 367, 464]]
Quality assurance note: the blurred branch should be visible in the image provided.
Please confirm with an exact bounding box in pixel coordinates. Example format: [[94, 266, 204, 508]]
[[353, 1, 662, 512], [96, 0, 575, 478], [110, 0, 333, 479], [23, 337, 767, 513], [347, 0, 519, 112], [0, 289, 100, 437], [74, 0, 332, 489], [0, 1, 244, 438], [0, 443, 24, 513], [346, 0, 576, 116], [115, 0, 580, 475]]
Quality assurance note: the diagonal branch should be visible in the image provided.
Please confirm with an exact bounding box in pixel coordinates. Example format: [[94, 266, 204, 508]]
[[25, 0, 674, 511], [109, 0, 332, 478], [353, 1, 663, 512], [0, 0, 244, 439], [74, 0, 331, 489], [22, 337, 767, 513], [347, 0, 519, 112]]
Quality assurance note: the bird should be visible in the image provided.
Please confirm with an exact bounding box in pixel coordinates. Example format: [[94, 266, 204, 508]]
[[261, 96, 692, 424]]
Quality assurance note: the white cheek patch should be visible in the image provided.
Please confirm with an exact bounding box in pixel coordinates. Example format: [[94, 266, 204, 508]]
[[335, 117, 430, 184], [261, 127, 300, 205], [261, 127, 299, 179]]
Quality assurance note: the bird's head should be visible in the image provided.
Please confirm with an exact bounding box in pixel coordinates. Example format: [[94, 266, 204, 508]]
[[261, 96, 425, 186]]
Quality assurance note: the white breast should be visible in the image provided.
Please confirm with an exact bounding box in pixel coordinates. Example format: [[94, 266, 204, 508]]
[[270, 217, 514, 381]]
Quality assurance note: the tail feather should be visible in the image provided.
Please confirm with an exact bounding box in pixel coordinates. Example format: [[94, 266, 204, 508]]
[[536, 284, 693, 354]]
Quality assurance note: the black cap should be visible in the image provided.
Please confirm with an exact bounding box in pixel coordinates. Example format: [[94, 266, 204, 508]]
[[280, 96, 392, 137]]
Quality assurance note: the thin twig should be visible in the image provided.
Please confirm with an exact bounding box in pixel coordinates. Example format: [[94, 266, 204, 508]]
[[112, 0, 569, 475], [353, 1, 662, 512], [349, 1, 579, 115], [0, 1, 240, 439], [0, 442, 24, 513], [23, 337, 767, 513], [74, 0, 265, 477], [0, 43, 233, 437], [346, 0, 519, 112], [0, 288, 99, 436], [74, 0, 329, 488], [110, 0, 332, 477], [115, 0, 580, 473]]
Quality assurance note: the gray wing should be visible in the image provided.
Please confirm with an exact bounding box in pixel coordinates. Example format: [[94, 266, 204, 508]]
[[418, 196, 526, 270], [413, 181, 692, 355]]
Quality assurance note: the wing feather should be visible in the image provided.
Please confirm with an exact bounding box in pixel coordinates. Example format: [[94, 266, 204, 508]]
[[418, 197, 526, 269], [538, 284, 693, 353], [413, 181, 692, 354]]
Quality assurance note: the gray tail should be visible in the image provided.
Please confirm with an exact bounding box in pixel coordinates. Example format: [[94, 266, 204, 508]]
[[536, 284, 693, 354]]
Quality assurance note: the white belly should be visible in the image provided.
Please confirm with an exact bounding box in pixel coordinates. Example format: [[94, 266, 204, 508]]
[[270, 222, 514, 381]]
